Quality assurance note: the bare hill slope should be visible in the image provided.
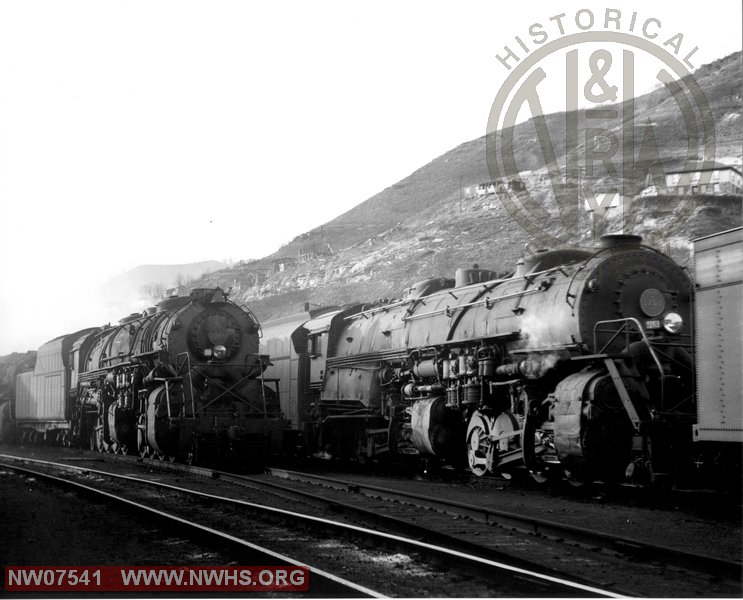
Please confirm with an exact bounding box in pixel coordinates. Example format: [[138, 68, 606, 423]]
[[195, 52, 742, 321]]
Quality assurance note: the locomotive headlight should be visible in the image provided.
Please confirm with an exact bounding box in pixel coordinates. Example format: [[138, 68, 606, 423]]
[[213, 344, 227, 359], [662, 312, 684, 334]]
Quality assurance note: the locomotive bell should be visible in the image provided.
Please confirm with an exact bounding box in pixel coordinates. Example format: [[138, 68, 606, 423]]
[[455, 267, 499, 288]]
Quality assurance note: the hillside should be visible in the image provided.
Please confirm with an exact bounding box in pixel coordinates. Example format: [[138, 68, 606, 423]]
[[194, 52, 742, 321]]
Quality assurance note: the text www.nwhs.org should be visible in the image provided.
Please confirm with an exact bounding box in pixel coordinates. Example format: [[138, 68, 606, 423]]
[[4, 566, 309, 592]]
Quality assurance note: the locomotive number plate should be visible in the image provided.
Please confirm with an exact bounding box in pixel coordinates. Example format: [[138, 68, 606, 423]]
[[639, 288, 665, 317]]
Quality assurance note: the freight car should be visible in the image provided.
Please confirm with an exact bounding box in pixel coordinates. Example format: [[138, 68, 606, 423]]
[[691, 227, 742, 476], [9, 287, 288, 466], [264, 234, 710, 485], [0, 351, 37, 442]]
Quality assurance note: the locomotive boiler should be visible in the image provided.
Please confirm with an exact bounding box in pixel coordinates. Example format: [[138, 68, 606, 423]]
[[284, 234, 695, 484], [13, 287, 286, 465]]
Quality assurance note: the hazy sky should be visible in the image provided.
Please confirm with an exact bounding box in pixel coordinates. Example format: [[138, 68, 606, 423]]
[[0, 0, 741, 353]]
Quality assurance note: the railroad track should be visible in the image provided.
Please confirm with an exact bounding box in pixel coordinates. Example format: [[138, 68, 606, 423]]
[[4, 448, 741, 596], [262, 467, 743, 581], [0, 459, 380, 598], [0, 454, 619, 598], [210, 467, 742, 597], [93, 453, 739, 592]]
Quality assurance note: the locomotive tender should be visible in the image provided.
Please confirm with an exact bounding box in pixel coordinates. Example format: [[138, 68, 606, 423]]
[[263, 232, 733, 484], [7, 287, 287, 465]]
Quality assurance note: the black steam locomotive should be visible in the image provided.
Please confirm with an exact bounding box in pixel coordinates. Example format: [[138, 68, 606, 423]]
[[263, 232, 734, 485], [3, 230, 739, 484], [4, 288, 287, 465]]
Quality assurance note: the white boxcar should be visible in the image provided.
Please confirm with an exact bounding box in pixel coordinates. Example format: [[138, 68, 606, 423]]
[[692, 227, 743, 444], [15, 334, 70, 430]]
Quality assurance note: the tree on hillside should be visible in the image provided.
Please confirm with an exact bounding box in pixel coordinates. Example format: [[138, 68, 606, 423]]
[[175, 272, 197, 287], [140, 282, 166, 302]]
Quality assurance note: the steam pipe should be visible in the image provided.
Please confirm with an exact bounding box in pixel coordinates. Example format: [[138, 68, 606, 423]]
[[494, 356, 566, 380]]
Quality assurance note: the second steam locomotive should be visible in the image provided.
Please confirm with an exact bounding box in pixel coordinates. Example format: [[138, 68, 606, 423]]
[[263, 233, 722, 485], [9, 287, 287, 465]]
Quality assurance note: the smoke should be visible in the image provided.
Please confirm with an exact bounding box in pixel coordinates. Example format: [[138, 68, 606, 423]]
[[0, 287, 112, 355], [517, 310, 562, 350], [519, 352, 565, 378], [0, 280, 161, 356]]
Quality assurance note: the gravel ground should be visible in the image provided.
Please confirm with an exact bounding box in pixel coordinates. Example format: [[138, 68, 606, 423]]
[[0, 467, 258, 598], [1, 444, 740, 597], [302, 462, 743, 561], [0, 456, 551, 597]]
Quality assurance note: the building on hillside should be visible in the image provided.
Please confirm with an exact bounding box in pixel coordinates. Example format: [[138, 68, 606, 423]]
[[273, 257, 297, 273], [582, 193, 626, 212], [236, 268, 272, 287], [664, 164, 743, 196], [466, 179, 527, 198], [164, 285, 191, 297]]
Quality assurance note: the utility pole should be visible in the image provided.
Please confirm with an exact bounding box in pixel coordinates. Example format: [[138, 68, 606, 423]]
[[459, 176, 463, 212]]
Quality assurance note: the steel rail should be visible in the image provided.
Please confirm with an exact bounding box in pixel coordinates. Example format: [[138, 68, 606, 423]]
[[28, 450, 741, 581], [263, 467, 743, 581], [0, 460, 382, 598], [203, 470, 637, 595], [0, 454, 619, 598]]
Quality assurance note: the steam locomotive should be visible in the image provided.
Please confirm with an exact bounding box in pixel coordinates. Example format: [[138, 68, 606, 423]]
[[2, 287, 287, 465], [262, 230, 742, 485], [2, 230, 739, 483]]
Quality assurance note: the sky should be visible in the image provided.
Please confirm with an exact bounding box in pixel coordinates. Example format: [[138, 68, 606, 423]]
[[0, 0, 741, 353]]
